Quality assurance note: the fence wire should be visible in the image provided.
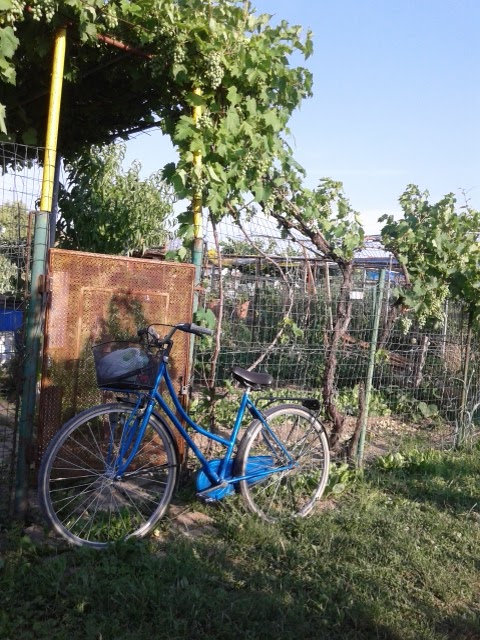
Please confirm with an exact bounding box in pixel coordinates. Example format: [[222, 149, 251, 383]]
[[0, 143, 41, 522], [195, 214, 478, 457]]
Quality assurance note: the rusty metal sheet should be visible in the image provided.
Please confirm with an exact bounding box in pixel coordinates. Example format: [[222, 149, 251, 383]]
[[38, 249, 195, 460]]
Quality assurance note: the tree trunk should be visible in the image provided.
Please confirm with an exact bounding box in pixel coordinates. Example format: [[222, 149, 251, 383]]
[[323, 261, 354, 451]]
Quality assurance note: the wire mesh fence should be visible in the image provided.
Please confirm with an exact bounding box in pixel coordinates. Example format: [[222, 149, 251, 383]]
[[1, 141, 478, 519], [0, 143, 41, 522], [194, 213, 478, 458]]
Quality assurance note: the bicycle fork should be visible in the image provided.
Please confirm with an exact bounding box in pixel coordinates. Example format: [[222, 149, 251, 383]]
[[105, 400, 155, 478]]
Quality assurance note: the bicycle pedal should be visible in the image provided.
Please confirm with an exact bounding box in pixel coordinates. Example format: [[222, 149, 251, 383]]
[[197, 481, 231, 502]]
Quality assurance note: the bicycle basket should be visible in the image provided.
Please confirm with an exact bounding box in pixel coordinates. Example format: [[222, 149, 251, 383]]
[[92, 341, 159, 390]]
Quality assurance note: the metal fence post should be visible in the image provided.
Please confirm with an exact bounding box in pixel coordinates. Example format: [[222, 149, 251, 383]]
[[356, 268, 386, 468], [14, 27, 67, 516]]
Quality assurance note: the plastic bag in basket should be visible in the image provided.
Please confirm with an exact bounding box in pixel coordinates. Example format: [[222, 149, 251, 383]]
[[97, 347, 149, 382]]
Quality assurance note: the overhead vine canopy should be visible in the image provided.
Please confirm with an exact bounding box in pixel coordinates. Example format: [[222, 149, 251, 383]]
[[0, 0, 315, 218]]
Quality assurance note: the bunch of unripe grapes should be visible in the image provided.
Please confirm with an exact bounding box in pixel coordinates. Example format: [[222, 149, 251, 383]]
[[104, 10, 118, 29], [236, 150, 254, 182], [0, 0, 24, 26], [262, 193, 277, 214], [30, 0, 56, 22], [205, 52, 223, 89], [411, 283, 449, 329], [196, 113, 213, 130], [399, 315, 412, 335], [173, 43, 186, 66], [255, 157, 271, 177], [417, 284, 448, 326], [150, 23, 176, 66]]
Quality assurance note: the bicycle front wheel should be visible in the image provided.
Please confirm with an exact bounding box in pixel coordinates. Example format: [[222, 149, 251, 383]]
[[38, 403, 179, 548], [235, 404, 330, 522]]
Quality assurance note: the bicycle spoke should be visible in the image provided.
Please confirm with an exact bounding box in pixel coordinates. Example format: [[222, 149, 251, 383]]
[[40, 404, 179, 547], [238, 405, 330, 522]]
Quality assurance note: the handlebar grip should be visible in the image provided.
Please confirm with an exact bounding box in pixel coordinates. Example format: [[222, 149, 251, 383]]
[[147, 326, 160, 340], [176, 322, 214, 337], [189, 323, 214, 337], [138, 327, 160, 340]]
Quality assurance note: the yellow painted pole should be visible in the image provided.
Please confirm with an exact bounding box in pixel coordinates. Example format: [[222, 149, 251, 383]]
[[15, 27, 67, 516], [192, 87, 203, 278], [180, 88, 204, 449], [40, 27, 66, 211]]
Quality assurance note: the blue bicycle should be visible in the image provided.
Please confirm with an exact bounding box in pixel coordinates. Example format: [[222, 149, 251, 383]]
[[39, 323, 330, 548]]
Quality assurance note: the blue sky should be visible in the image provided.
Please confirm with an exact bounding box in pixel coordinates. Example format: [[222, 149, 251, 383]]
[[124, 0, 480, 233]]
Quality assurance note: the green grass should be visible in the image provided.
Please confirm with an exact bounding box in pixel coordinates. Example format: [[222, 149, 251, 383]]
[[1, 446, 479, 640]]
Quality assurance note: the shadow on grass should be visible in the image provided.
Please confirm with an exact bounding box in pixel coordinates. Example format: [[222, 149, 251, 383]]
[[0, 530, 422, 640], [437, 613, 480, 640], [2, 516, 478, 640]]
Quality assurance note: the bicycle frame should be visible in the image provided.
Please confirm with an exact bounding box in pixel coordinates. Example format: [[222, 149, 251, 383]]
[[112, 350, 295, 489]]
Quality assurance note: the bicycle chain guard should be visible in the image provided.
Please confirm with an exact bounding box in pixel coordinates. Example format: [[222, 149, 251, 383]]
[[195, 459, 235, 500], [195, 456, 278, 501]]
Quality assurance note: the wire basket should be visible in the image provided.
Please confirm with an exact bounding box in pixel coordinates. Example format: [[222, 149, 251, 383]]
[[92, 341, 160, 390]]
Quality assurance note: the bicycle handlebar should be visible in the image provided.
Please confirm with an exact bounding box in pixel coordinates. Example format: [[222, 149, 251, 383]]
[[138, 322, 214, 344], [176, 322, 214, 337]]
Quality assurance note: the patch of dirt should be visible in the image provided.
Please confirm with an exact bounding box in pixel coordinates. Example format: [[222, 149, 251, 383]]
[[336, 415, 455, 460], [166, 504, 218, 539]]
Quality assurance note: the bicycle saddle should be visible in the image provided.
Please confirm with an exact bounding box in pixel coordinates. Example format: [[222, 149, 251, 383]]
[[231, 366, 274, 388]]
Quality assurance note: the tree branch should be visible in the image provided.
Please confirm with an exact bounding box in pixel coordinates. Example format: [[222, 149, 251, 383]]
[[235, 218, 295, 372], [268, 187, 347, 265]]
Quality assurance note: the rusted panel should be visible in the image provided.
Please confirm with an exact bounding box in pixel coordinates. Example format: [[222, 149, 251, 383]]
[[38, 249, 195, 460]]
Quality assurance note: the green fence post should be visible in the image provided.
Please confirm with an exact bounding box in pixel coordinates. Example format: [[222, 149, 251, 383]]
[[14, 27, 67, 517], [356, 269, 386, 468]]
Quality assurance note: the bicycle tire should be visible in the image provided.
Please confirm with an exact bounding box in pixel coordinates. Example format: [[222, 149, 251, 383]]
[[235, 404, 330, 522], [38, 402, 179, 548]]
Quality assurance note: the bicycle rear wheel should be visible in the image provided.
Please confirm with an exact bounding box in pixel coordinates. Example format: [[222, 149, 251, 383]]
[[235, 404, 330, 522], [38, 402, 179, 548]]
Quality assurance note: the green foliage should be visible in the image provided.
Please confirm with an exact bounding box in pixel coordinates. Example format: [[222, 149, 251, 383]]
[[158, 1, 314, 235], [1, 1, 313, 223], [323, 462, 357, 497], [336, 385, 391, 418], [219, 237, 276, 256], [194, 307, 216, 332], [192, 307, 216, 375], [0, 201, 29, 294], [375, 451, 409, 470], [375, 448, 447, 472], [57, 143, 173, 255], [278, 317, 304, 344], [416, 401, 439, 420], [0, 201, 30, 241], [268, 178, 365, 264], [0, 253, 17, 293], [381, 185, 480, 327], [334, 384, 442, 425], [384, 389, 441, 423]]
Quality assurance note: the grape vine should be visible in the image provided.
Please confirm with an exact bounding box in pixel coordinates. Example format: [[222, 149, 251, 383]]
[[381, 186, 480, 328]]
